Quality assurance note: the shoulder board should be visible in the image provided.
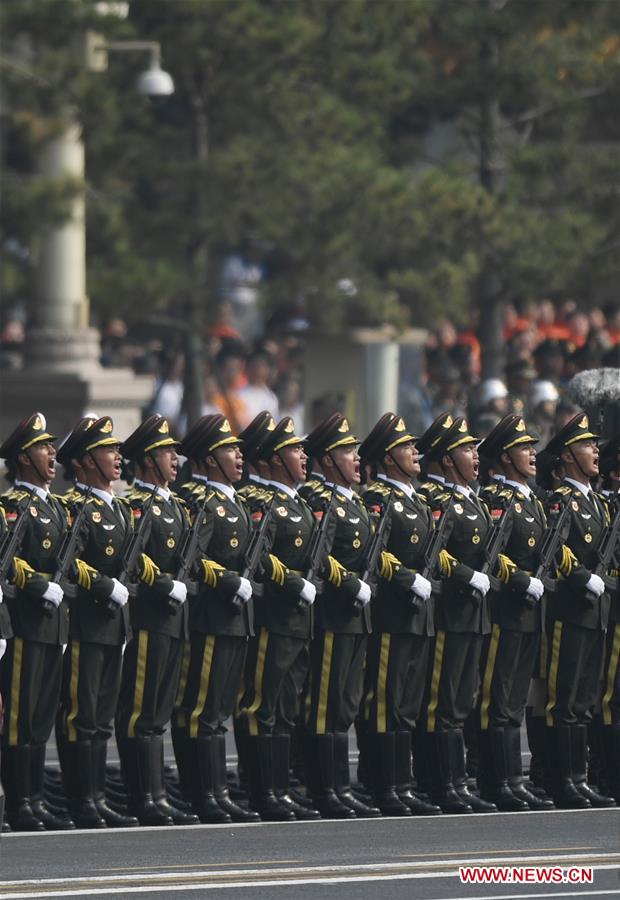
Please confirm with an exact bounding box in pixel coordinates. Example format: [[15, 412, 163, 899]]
[[368, 481, 391, 496], [203, 490, 217, 504], [556, 486, 572, 496], [4, 489, 28, 503], [276, 490, 289, 501], [497, 488, 515, 500]]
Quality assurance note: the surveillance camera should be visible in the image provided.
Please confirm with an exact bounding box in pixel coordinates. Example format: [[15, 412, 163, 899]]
[[136, 63, 174, 97]]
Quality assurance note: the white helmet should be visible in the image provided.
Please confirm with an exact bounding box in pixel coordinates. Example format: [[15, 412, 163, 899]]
[[478, 378, 508, 406], [530, 380, 559, 406]]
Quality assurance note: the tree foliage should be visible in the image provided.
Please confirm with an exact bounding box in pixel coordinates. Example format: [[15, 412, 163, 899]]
[[1, 0, 619, 365]]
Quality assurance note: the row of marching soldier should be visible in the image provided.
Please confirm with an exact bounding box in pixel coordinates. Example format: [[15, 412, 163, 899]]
[[0, 405, 617, 831]]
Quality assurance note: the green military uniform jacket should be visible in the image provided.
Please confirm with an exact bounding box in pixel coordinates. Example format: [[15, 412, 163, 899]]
[[190, 484, 253, 638], [255, 488, 316, 640], [306, 484, 372, 635], [0, 508, 14, 639], [480, 482, 547, 633], [1, 486, 70, 644], [362, 479, 435, 636], [433, 485, 492, 635], [68, 493, 134, 645], [124, 484, 190, 639], [546, 481, 611, 630], [600, 490, 619, 623]]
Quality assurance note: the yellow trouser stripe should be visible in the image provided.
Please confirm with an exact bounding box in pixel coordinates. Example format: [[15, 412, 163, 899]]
[[189, 636, 215, 739], [602, 623, 620, 726], [376, 633, 391, 733], [539, 632, 548, 679], [244, 628, 269, 737], [9, 638, 23, 746], [480, 625, 501, 731], [174, 640, 192, 728], [316, 632, 334, 735], [545, 621, 563, 727], [427, 630, 446, 734], [66, 641, 81, 742], [128, 630, 149, 738]]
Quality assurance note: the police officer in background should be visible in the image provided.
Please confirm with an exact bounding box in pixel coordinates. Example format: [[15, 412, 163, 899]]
[[0, 413, 70, 831], [115, 415, 198, 826], [543, 413, 616, 809], [56, 417, 139, 828], [476, 415, 554, 811], [174, 415, 259, 824]]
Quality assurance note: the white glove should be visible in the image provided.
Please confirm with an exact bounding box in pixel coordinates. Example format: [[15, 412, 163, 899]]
[[526, 577, 544, 601], [355, 580, 372, 606], [586, 573, 605, 597], [109, 578, 129, 607], [0, 638, 6, 661], [412, 573, 432, 602], [469, 571, 491, 596], [169, 580, 187, 604], [0, 584, 3, 604], [42, 582, 64, 607], [299, 579, 316, 606], [236, 577, 253, 603]]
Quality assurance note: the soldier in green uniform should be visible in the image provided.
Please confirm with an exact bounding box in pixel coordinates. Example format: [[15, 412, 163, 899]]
[[173, 415, 259, 824], [237, 416, 321, 821], [236, 412, 278, 508], [0, 413, 70, 831], [55, 417, 139, 828], [543, 413, 616, 809], [416, 413, 453, 504], [475, 415, 554, 811], [597, 437, 620, 802], [0, 507, 12, 832], [302, 414, 380, 819], [358, 414, 441, 817], [298, 421, 327, 504], [418, 416, 500, 814], [115, 415, 198, 826], [56, 417, 99, 504]]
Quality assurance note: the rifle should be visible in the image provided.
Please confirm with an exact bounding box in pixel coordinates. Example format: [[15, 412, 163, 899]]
[[117, 484, 159, 597], [526, 495, 573, 608], [472, 491, 517, 602], [231, 496, 277, 619], [420, 494, 456, 595], [174, 491, 210, 604], [584, 500, 620, 604], [356, 491, 396, 609], [0, 488, 37, 601], [300, 492, 338, 607], [49, 487, 94, 611]]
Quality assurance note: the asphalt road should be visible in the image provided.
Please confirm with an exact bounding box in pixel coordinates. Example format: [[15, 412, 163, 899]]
[[1, 808, 618, 900]]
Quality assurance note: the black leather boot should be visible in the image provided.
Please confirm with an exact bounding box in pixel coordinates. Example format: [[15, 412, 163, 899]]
[[333, 731, 381, 817], [525, 708, 547, 792], [30, 742, 75, 829], [483, 728, 529, 811], [367, 733, 411, 817], [213, 733, 260, 822], [133, 736, 173, 826], [70, 741, 107, 828], [194, 736, 232, 823], [548, 725, 591, 809], [394, 730, 440, 816], [600, 724, 620, 802], [504, 726, 553, 810], [92, 739, 138, 827], [2, 745, 45, 831], [428, 731, 472, 814], [452, 730, 497, 813], [304, 734, 352, 819], [246, 734, 295, 821], [571, 724, 616, 808], [273, 733, 319, 820], [151, 734, 199, 824]]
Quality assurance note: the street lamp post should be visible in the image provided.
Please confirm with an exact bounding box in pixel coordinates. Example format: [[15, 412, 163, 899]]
[[0, 36, 174, 441]]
